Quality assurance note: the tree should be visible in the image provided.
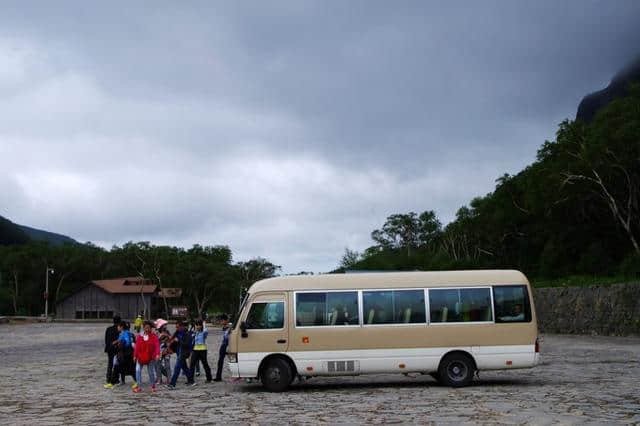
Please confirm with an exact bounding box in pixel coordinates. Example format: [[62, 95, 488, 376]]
[[1, 246, 28, 314], [371, 211, 442, 256], [339, 248, 361, 270], [417, 211, 442, 248], [180, 245, 234, 318], [148, 245, 182, 318], [554, 87, 640, 255], [51, 243, 99, 308], [237, 258, 281, 305]]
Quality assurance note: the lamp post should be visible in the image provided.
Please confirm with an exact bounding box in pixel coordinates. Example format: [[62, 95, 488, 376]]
[[45, 267, 54, 320]]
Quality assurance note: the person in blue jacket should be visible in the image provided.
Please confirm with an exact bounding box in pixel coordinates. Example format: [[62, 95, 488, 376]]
[[214, 314, 230, 382], [106, 321, 136, 388], [190, 319, 213, 382], [168, 320, 196, 388]]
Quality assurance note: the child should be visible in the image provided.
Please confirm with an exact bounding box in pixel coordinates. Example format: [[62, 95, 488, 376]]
[[154, 318, 172, 384], [133, 321, 160, 393], [168, 320, 195, 389], [134, 313, 143, 334], [190, 319, 212, 382]]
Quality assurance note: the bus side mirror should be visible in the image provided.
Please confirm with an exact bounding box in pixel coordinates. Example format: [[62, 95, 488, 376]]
[[240, 321, 248, 338]]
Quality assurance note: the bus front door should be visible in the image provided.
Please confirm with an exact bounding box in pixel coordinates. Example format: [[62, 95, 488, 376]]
[[239, 293, 289, 376]]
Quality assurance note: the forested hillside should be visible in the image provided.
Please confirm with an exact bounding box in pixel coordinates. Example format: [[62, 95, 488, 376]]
[[338, 83, 640, 283], [19, 224, 78, 246], [0, 241, 279, 316], [0, 216, 30, 245], [0, 215, 78, 246]]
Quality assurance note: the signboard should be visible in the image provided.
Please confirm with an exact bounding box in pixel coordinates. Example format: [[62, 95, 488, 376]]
[[171, 306, 188, 317]]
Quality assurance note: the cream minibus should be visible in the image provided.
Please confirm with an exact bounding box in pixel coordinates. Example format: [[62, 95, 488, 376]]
[[227, 270, 539, 391]]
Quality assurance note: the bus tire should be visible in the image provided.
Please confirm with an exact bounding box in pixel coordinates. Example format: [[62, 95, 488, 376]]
[[438, 353, 474, 387], [261, 357, 292, 392]]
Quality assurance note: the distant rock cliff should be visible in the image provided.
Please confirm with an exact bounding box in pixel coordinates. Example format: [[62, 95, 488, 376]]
[[576, 56, 640, 123]]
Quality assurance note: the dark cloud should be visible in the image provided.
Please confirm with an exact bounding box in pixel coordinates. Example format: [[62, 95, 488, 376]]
[[1, 1, 639, 272]]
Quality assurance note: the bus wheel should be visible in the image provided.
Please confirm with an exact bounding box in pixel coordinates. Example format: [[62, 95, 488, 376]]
[[438, 353, 474, 387], [261, 358, 292, 392]]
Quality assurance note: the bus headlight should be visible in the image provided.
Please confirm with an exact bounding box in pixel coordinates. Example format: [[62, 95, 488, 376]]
[[227, 353, 237, 363]]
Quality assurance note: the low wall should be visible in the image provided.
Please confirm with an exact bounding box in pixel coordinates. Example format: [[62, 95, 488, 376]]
[[533, 282, 640, 336]]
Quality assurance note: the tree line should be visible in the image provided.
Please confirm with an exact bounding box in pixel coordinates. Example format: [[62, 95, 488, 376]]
[[0, 241, 279, 317], [338, 84, 640, 282]]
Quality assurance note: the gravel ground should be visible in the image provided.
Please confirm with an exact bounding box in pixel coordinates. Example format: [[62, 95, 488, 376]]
[[0, 323, 638, 425]]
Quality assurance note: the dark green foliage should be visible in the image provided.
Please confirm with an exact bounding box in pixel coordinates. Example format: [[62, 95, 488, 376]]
[[619, 253, 640, 278], [341, 84, 640, 284], [0, 240, 279, 316]]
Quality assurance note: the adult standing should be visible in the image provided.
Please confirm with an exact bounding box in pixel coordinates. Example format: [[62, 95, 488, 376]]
[[213, 314, 230, 382], [168, 320, 196, 388], [190, 319, 213, 382], [104, 315, 121, 386]]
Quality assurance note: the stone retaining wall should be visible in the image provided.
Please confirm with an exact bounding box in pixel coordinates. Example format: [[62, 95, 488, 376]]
[[533, 282, 640, 336]]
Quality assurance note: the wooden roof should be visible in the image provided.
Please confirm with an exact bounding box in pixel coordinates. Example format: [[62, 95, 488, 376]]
[[92, 277, 157, 294]]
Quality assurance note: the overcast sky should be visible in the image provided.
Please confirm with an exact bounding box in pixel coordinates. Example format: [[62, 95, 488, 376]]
[[1, 1, 639, 273]]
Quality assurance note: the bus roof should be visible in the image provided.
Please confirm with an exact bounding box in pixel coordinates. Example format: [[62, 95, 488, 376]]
[[248, 270, 529, 293]]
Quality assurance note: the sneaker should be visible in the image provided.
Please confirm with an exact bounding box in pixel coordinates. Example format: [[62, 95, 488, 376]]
[[212, 378, 222, 382], [167, 384, 176, 390], [132, 386, 141, 393], [131, 382, 138, 389], [187, 382, 197, 387], [195, 371, 201, 377], [103, 383, 114, 389]]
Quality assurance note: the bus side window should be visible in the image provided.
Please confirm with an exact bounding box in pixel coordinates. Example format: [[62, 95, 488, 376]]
[[296, 292, 359, 326], [493, 286, 531, 323], [429, 288, 492, 323]]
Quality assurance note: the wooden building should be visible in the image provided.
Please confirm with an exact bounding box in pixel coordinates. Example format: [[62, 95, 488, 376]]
[[55, 277, 157, 320]]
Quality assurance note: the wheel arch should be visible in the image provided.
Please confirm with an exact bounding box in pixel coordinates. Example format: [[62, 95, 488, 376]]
[[258, 353, 298, 379], [438, 350, 478, 372]]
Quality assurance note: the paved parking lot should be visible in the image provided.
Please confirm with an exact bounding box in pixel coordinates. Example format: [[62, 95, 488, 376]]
[[0, 323, 638, 425]]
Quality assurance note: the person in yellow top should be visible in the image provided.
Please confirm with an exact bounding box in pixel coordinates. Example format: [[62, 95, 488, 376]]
[[189, 319, 212, 382], [134, 313, 143, 334]]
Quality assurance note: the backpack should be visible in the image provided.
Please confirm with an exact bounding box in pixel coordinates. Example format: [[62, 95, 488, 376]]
[[137, 335, 154, 365]]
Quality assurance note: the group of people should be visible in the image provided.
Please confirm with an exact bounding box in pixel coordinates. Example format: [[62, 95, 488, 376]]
[[104, 313, 231, 392]]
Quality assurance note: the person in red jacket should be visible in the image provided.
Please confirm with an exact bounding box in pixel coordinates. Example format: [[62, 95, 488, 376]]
[[133, 321, 160, 393]]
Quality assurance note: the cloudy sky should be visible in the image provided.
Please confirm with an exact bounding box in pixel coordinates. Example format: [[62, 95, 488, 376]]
[[1, 1, 639, 273]]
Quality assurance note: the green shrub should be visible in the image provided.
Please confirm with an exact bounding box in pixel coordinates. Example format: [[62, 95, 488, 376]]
[[619, 253, 640, 277]]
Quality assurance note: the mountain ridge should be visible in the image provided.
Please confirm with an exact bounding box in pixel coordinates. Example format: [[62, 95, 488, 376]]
[[0, 215, 78, 246]]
